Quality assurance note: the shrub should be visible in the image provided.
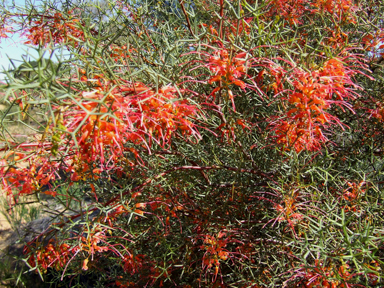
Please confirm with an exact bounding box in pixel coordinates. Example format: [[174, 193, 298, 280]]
[[0, 0, 383, 287]]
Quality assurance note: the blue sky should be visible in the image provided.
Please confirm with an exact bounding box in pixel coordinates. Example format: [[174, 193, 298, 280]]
[[0, 33, 40, 77], [0, 0, 50, 80], [0, 0, 35, 79], [0, 25, 69, 81]]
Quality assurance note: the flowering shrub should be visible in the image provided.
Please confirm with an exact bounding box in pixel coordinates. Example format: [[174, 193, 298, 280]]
[[0, 0, 383, 287]]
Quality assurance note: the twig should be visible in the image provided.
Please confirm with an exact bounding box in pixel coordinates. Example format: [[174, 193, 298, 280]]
[[178, 0, 195, 38]]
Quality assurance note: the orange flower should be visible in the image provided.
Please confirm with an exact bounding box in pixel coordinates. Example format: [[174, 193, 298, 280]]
[[82, 258, 89, 271]]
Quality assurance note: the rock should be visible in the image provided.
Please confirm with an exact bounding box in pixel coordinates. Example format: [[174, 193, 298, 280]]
[[1, 201, 100, 266]]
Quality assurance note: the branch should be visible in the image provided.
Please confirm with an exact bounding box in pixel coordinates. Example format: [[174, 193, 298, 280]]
[[178, 0, 195, 38]]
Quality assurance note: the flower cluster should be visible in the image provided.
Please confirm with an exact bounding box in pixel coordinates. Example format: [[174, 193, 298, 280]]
[[24, 240, 72, 271], [0, 151, 61, 198], [24, 10, 86, 46], [0, 16, 13, 40], [62, 81, 198, 172], [266, 0, 356, 25], [205, 49, 249, 110], [271, 58, 357, 151], [201, 232, 230, 278], [299, 260, 352, 288]]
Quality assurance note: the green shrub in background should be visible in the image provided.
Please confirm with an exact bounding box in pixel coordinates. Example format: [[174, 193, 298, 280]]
[[0, 0, 383, 287]]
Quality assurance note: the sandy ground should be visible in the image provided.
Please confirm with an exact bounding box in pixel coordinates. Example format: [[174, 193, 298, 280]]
[[0, 215, 12, 252]]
